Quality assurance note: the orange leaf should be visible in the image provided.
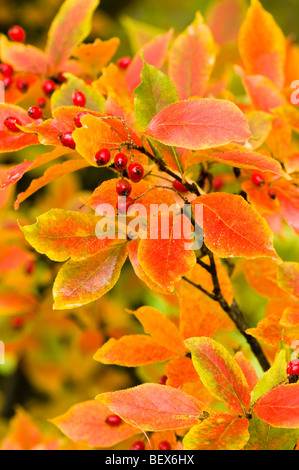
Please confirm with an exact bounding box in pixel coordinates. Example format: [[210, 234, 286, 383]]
[[253, 384, 299, 428], [51, 400, 139, 448], [93, 334, 178, 367], [238, 0, 286, 89], [145, 98, 251, 150], [183, 414, 249, 450], [193, 193, 280, 260], [0, 104, 40, 152], [168, 13, 215, 99], [97, 383, 207, 431]]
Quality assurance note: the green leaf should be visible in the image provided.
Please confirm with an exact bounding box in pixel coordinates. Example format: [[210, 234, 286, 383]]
[[251, 349, 288, 404], [51, 74, 105, 113], [53, 244, 128, 309], [46, 0, 100, 71], [134, 62, 178, 130]]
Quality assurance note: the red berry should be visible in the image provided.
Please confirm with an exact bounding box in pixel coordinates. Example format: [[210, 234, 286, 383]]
[[158, 375, 167, 385], [95, 148, 111, 166], [4, 116, 22, 132], [28, 106, 43, 120], [36, 96, 46, 108], [25, 260, 35, 274], [42, 79, 55, 96], [114, 152, 128, 171], [0, 63, 14, 75], [16, 78, 29, 93], [213, 177, 223, 191], [128, 162, 144, 183], [72, 90, 86, 107], [268, 188, 276, 200], [116, 179, 132, 197], [8, 25, 26, 42], [159, 441, 171, 450], [2, 75, 13, 89], [60, 131, 76, 150], [106, 414, 122, 427], [11, 317, 25, 329], [251, 173, 265, 187], [287, 359, 299, 376], [131, 441, 145, 450], [173, 180, 188, 193], [117, 196, 134, 214], [56, 72, 66, 83], [117, 56, 131, 69], [74, 111, 89, 128]]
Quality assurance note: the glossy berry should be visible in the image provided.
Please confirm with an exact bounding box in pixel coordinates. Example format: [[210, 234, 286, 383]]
[[72, 90, 86, 107], [268, 188, 276, 200], [2, 75, 13, 89], [251, 173, 265, 187], [173, 180, 188, 193], [56, 72, 66, 84], [11, 317, 25, 329], [131, 441, 145, 450], [159, 441, 171, 450], [28, 106, 43, 120], [74, 111, 89, 128], [0, 63, 14, 75], [8, 25, 26, 42], [95, 148, 111, 166], [25, 260, 35, 274], [114, 152, 128, 171], [60, 131, 76, 150], [128, 162, 144, 183], [287, 359, 299, 376], [36, 96, 46, 108], [42, 79, 55, 96], [116, 179, 132, 197], [117, 56, 131, 69], [158, 375, 167, 385], [16, 78, 29, 93], [106, 414, 122, 427], [117, 196, 134, 214], [213, 177, 223, 191], [4, 116, 22, 132]]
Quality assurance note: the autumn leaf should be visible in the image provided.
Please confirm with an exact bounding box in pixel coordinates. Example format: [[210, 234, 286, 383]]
[[0, 35, 48, 75], [145, 98, 251, 150], [0, 104, 41, 152], [134, 62, 178, 130], [45, 0, 100, 72], [168, 12, 215, 100], [179, 259, 234, 340], [51, 74, 105, 112], [126, 29, 173, 92], [72, 37, 120, 78], [93, 335, 178, 367], [50, 400, 139, 448], [253, 384, 299, 428], [183, 414, 249, 450], [234, 352, 259, 392], [137, 213, 197, 291], [0, 147, 69, 190], [247, 414, 299, 450], [185, 337, 251, 415], [277, 262, 299, 298], [53, 244, 128, 309], [96, 383, 207, 431], [20, 209, 116, 262], [14, 159, 89, 209], [192, 193, 280, 260], [238, 0, 286, 89]]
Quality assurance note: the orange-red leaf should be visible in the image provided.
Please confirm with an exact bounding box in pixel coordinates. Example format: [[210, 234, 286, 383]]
[[145, 99, 251, 150], [97, 383, 206, 431], [253, 384, 299, 428]]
